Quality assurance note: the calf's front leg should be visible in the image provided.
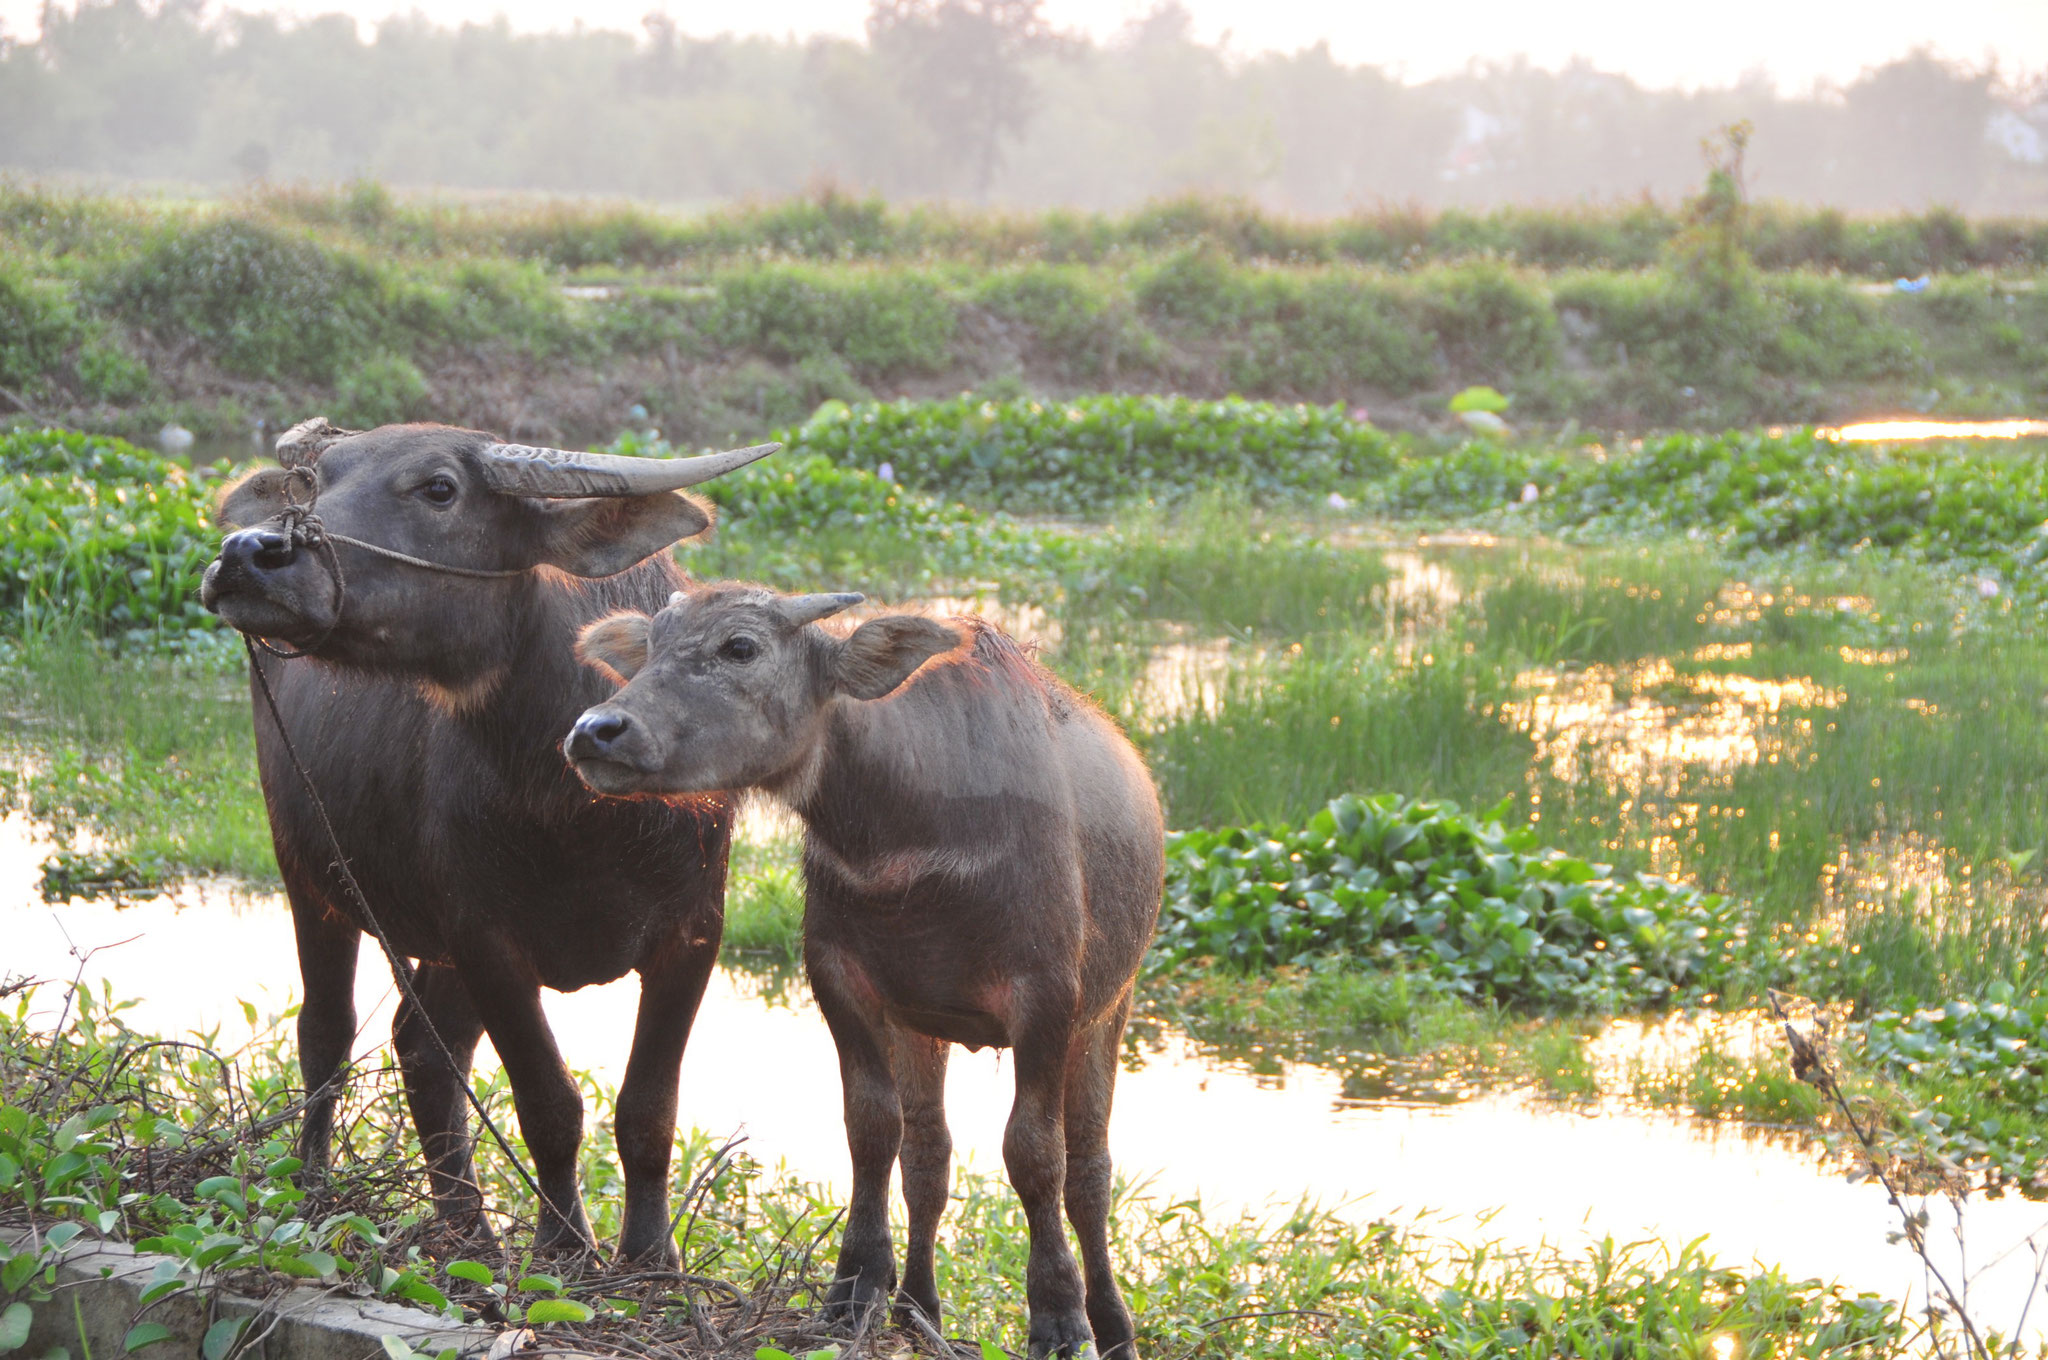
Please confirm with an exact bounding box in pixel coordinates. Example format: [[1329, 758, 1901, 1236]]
[[808, 941, 901, 1325]]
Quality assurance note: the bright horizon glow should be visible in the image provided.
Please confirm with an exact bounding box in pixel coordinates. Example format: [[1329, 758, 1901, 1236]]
[[2, 0, 2045, 93]]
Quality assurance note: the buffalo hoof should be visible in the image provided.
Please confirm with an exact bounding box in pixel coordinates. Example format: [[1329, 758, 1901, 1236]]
[[822, 1264, 896, 1334], [892, 1287, 943, 1336], [618, 1237, 680, 1272], [1028, 1308, 1097, 1360]]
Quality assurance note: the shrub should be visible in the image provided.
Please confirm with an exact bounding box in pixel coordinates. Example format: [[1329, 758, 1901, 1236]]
[[333, 353, 431, 426], [73, 337, 153, 405], [702, 266, 956, 375], [97, 219, 386, 383], [0, 266, 76, 393]]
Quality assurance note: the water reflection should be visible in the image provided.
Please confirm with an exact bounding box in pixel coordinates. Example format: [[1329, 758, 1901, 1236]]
[[1830, 418, 2048, 442], [1506, 657, 1840, 794]]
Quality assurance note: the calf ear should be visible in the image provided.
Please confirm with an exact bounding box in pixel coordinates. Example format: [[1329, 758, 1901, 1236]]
[[578, 612, 654, 682], [529, 492, 713, 578], [834, 616, 962, 700], [215, 468, 295, 529]]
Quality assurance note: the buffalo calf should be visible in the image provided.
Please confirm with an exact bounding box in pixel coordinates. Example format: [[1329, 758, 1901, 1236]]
[[564, 584, 1163, 1359]]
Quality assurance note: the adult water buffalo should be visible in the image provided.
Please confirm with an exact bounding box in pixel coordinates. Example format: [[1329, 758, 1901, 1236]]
[[200, 419, 776, 1264]]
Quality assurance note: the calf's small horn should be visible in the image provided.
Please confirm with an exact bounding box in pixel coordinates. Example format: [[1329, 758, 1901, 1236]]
[[478, 442, 781, 498], [775, 592, 865, 626]]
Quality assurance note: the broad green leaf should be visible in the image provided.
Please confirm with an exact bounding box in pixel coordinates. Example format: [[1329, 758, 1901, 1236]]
[[522, 1301, 593, 1325], [0, 1302, 30, 1354], [122, 1325, 174, 1353]]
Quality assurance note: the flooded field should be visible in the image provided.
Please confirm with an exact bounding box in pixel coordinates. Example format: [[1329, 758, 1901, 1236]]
[[9, 516, 2048, 1342]]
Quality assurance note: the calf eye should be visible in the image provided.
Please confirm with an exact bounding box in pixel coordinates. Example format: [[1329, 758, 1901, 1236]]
[[719, 635, 759, 663], [420, 475, 458, 505]]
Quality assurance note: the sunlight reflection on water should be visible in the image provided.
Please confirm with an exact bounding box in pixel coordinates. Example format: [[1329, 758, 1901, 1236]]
[[1829, 418, 2048, 442]]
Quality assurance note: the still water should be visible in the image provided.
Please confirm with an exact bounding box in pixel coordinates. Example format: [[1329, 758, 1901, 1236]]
[[8, 817, 2048, 1328]]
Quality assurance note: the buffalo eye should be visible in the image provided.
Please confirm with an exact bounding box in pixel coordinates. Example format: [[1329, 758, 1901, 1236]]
[[719, 635, 759, 663], [420, 475, 458, 506]]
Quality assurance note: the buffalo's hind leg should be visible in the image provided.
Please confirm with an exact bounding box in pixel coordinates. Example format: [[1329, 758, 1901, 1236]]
[[892, 1028, 952, 1332], [615, 916, 723, 1266], [289, 890, 360, 1186], [393, 962, 491, 1241], [1064, 996, 1137, 1359], [808, 940, 901, 1328]]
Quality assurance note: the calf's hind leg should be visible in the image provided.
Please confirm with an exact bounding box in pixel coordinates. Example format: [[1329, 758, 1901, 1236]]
[[1064, 997, 1137, 1359], [1006, 1007, 1093, 1359], [892, 1028, 952, 1330]]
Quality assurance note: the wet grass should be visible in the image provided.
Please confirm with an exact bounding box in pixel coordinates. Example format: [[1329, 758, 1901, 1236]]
[[0, 630, 274, 881]]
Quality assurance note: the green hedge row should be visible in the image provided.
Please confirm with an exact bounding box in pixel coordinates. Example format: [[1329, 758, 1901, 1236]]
[[239, 184, 2048, 277], [15, 205, 2042, 429]]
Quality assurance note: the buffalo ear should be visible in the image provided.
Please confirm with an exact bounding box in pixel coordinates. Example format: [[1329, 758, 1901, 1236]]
[[529, 492, 713, 578], [215, 467, 296, 530], [834, 616, 961, 701], [578, 612, 654, 682]]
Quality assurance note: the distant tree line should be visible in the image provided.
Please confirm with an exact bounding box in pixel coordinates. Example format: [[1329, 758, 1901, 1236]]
[[1, 0, 2043, 212]]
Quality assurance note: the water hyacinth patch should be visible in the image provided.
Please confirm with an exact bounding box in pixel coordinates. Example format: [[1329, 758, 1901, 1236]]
[[1155, 793, 1752, 1010], [1859, 986, 2048, 1193], [781, 393, 1402, 513], [0, 429, 220, 640]]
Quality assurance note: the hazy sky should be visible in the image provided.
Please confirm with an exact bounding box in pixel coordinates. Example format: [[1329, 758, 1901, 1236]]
[[5, 0, 2045, 91]]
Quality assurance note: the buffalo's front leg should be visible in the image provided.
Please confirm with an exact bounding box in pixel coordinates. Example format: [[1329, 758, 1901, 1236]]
[[289, 890, 360, 1184], [392, 962, 490, 1236], [892, 1028, 952, 1330], [615, 917, 722, 1266], [808, 940, 900, 1326], [456, 942, 595, 1253], [1007, 997, 1092, 1359]]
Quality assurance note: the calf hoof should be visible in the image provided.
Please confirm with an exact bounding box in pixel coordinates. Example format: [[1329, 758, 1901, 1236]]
[[1028, 1308, 1097, 1360]]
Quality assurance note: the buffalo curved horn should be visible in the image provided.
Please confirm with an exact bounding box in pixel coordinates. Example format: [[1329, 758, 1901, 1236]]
[[477, 441, 781, 498], [774, 593, 865, 627]]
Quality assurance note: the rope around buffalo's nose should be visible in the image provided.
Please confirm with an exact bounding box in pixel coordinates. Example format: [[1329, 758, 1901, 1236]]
[[225, 465, 573, 1249]]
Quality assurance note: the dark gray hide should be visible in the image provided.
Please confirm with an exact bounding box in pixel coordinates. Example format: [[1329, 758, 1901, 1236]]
[[564, 584, 1164, 1358], [202, 422, 774, 1265]]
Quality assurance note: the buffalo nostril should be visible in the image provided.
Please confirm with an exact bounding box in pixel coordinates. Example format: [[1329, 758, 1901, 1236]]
[[251, 531, 296, 570]]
